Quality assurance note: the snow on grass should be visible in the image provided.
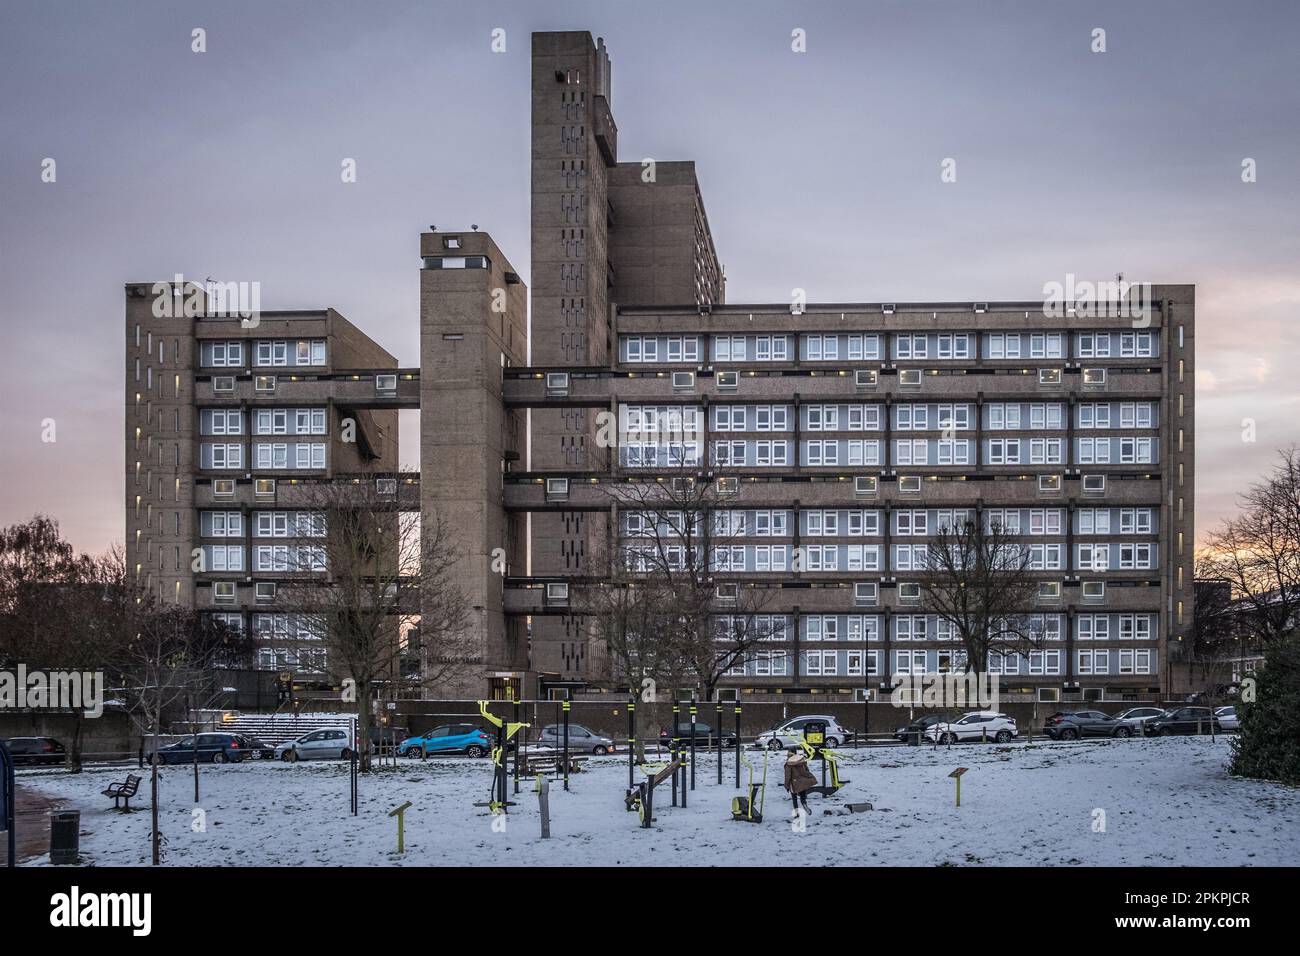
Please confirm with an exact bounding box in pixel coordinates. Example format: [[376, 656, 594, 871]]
[[17, 736, 1299, 866]]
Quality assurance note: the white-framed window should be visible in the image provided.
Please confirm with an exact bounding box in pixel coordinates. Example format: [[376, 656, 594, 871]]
[[847, 405, 881, 431], [200, 409, 243, 436], [203, 442, 243, 470], [805, 404, 840, 431], [754, 440, 788, 466], [714, 336, 747, 362], [1077, 614, 1110, 641], [1118, 649, 1153, 675], [987, 438, 1021, 465], [753, 335, 789, 361], [986, 404, 1022, 430], [988, 333, 1022, 359], [1029, 333, 1064, 359], [1078, 650, 1109, 675], [754, 405, 789, 431], [713, 405, 746, 431]]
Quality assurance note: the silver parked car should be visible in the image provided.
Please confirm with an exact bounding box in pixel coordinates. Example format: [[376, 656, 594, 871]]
[[1113, 706, 1167, 732], [1214, 706, 1240, 731], [534, 723, 615, 754], [274, 728, 355, 762]]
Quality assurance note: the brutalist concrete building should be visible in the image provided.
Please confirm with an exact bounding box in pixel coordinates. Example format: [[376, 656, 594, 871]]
[[128, 30, 1195, 706]]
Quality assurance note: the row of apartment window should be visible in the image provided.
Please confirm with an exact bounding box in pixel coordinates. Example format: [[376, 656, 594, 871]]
[[725, 647, 1156, 678], [198, 339, 328, 368], [625, 541, 1158, 573], [620, 331, 1158, 363], [200, 511, 326, 538], [621, 437, 1158, 468], [209, 611, 325, 640], [199, 442, 327, 470], [713, 613, 1155, 642], [199, 545, 326, 572], [629, 507, 1157, 539], [625, 402, 1158, 434], [257, 647, 327, 673], [199, 408, 329, 436]]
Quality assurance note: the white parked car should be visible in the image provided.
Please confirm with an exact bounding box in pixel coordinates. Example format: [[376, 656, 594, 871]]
[[1214, 706, 1240, 731], [274, 728, 355, 762], [925, 712, 1018, 744], [754, 716, 852, 750]]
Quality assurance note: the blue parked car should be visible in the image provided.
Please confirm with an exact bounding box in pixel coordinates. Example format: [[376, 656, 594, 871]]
[[399, 723, 492, 758], [150, 732, 249, 765]]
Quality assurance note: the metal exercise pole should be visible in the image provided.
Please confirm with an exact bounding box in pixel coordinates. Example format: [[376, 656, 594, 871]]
[[689, 701, 697, 791], [716, 701, 723, 785], [562, 698, 571, 792], [512, 695, 521, 795], [734, 705, 742, 788], [627, 698, 636, 790]]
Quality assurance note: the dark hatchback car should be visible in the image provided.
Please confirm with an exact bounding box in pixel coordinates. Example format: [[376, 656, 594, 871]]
[[2, 736, 67, 766], [894, 714, 949, 744], [151, 732, 249, 765], [659, 723, 739, 748], [1146, 706, 1222, 736], [1045, 711, 1135, 740]]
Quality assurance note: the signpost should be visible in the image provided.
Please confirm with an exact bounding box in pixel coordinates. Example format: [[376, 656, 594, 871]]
[[949, 767, 969, 807], [388, 801, 413, 854]]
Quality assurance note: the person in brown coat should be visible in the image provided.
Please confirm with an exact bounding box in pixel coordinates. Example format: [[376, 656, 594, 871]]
[[783, 747, 817, 815]]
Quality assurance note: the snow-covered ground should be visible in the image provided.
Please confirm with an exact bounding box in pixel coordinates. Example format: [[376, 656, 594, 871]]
[[16, 736, 1299, 866]]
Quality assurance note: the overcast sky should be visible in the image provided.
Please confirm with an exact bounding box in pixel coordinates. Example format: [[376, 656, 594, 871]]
[[1, 0, 1297, 553]]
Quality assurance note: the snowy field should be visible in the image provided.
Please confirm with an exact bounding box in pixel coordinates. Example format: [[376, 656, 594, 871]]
[[16, 735, 1300, 866]]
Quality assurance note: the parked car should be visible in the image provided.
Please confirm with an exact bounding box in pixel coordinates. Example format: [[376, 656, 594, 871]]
[[658, 722, 739, 749], [398, 724, 491, 758], [236, 734, 276, 760], [1145, 707, 1222, 736], [152, 732, 249, 765], [1214, 706, 1240, 731], [536, 723, 616, 754], [753, 716, 851, 750], [894, 714, 949, 744], [1045, 711, 1135, 740], [1, 736, 66, 766], [925, 712, 1018, 744], [369, 725, 410, 755], [274, 728, 355, 762], [1112, 706, 1168, 733]]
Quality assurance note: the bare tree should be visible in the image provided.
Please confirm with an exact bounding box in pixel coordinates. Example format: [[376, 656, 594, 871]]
[[595, 448, 778, 704], [0, 517, 117, 771], [108, 552, 252, 865], [1202, 447, 1300, 645], [917, 513, 1043, 674], [283, 479, 469, 772]]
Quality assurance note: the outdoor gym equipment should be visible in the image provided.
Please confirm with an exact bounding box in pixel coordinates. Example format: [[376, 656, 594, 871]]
[[799, 720, 849, 797], [473, 700, 529, 814], [625, 757, 685, 828], [730, 749, 768, 823]]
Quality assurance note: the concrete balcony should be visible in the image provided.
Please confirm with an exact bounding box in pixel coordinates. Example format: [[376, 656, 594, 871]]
[[502, 367, 1167, 406]]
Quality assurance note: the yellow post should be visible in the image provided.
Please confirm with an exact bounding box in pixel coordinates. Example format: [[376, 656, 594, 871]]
[[388, 801, 413, 854], [948, 767, 968, 807]]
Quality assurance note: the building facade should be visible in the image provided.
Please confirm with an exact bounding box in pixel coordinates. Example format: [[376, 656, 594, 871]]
[[485, 31, 1197, 703], [124, 282, 403, 681], [124, 30, 1196, 705]]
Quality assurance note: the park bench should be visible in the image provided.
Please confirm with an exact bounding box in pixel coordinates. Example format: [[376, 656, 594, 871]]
[[102, 773, 142, 810]]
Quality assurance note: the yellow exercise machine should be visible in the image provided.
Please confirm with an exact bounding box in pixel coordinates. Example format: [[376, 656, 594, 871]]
[[730, 749, 768, 823], [473, 700, 529, 814]]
